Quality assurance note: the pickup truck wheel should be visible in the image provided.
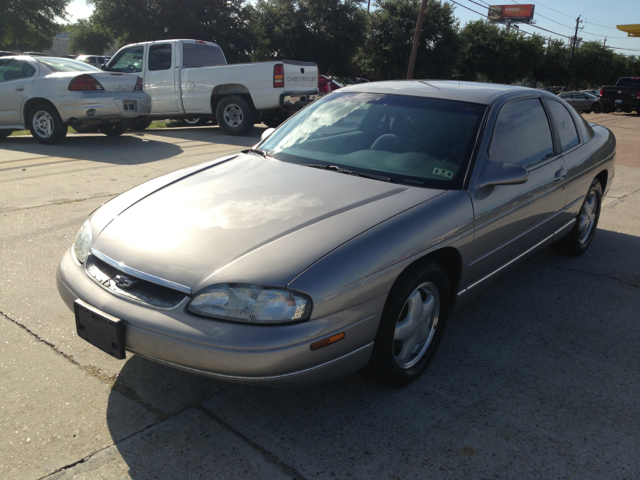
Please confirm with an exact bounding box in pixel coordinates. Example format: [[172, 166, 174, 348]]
[[216, 95, 255, 136], [129, 119, 152, 131], [28, 104, 68, 144], [99, 121, 127, 137]]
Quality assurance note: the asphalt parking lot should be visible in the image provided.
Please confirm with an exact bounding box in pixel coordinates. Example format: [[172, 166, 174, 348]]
[[1, 114, 639, 479]]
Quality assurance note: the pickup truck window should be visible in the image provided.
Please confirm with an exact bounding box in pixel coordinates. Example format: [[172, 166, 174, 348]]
[[149, 44, 172, 71], [109, 46, 144, 73], [616, 78, 640, 88], [183, 43, 226, 68]]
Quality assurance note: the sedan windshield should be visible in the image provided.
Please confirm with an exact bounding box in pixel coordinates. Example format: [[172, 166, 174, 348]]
[[259, 92, 487, 189], [37, 57, 101, 72]]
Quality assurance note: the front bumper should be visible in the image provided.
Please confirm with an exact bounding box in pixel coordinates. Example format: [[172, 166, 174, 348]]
[[55, 91, 152, 123], [56, 248, 382, 387]]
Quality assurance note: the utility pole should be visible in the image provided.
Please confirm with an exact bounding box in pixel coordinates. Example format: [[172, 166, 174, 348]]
[[368, 0, 371, 13], [569, 15, 582, 69], [406, 0, 430, 79], [603, 38, 607, 47]]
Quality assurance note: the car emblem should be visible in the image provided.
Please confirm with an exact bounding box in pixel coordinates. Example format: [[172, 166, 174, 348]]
[[114, 274, 137, 289], [618, 90, 622, 94]]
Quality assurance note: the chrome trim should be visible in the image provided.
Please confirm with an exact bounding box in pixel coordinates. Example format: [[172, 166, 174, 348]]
[[128, 342, 374, 382], [458, 232, 555, 296], [89, 248, 192, 294], [554, 218, 576, 235]]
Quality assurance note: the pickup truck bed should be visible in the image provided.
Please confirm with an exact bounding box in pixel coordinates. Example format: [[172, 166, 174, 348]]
[[600, 77, 640, 114]]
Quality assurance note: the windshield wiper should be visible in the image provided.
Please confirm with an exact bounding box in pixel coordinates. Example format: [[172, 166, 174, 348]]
[[242, 148, 269, 158], [304, 164, 390, 182]]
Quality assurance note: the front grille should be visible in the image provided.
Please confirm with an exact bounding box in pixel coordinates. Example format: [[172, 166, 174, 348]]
[[86, 255, 187, 309]]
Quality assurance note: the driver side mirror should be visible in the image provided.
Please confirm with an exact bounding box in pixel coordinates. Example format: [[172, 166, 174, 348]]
[[100, 64, 107, 71], [261, 128, 275, 142], [478, 159, 529, 189]]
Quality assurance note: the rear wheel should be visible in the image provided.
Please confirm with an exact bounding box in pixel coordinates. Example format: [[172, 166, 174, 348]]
[[99, 121, 127, 137], [553, 179, 602, 256], [28, 104, 68, 144], [216, 95, 255, 136], [364, 261, 450, 388], [129, 119, 152, 131]]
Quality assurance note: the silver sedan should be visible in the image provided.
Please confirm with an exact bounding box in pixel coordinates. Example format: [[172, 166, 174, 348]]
[[0, 56, 151, 144], [57, 81, 616, 388]]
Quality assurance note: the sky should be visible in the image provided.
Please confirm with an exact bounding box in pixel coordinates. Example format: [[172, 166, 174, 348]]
[[65, 0, 640, 56]]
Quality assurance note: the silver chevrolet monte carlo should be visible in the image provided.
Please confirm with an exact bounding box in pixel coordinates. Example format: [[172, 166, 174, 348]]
[[0, 56, 151, 144], [56, 81, 616, 388]]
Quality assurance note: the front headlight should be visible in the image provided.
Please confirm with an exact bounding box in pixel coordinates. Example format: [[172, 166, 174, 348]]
[[73, 219, 92, 264], [188, 283, 312, 324]]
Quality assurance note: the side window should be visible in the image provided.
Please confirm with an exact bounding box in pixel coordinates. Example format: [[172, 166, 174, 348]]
[[489, 99, 554, 166], [0, 59, 26, 82], [148, 44, 172, 71], [22, 63, 35, 78], [547, 100, 580, 151], [109, 46, 144, 73]]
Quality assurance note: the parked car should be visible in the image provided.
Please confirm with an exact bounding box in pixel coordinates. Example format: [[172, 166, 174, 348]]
[[0, 56, 151, 144], [558, 91, 602, 113], [600, 77, 640, 114], [76, 55, 110, 68], [0, 51, 18, 57], [318, 74, 343, 94], [103, 39, 319, 134], [57, 81, 615, 388], [583, 89, 600, 98]]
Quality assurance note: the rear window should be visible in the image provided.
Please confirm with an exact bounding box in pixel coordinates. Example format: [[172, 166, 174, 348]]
[[182, 43, 226, 68], [37, 57, 100, 72], [616, 78, 640, 88]]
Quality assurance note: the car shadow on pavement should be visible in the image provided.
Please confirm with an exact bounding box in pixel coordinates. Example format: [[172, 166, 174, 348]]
[[104, 228, 640, 479], [0, 134, 184, 165]]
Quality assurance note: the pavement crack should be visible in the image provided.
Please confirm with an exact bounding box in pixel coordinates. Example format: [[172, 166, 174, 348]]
[[604, 186, 640, 207], [528, 260, 639, 288], [197, 404, 308, 480], [0, 194, 115, 213]]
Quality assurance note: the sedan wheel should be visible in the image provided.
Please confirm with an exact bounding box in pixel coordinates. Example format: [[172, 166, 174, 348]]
[[552, 179, 602, 256], [365, 261, 450, 388], [28, 104, 68, 144], [591, 103, 602, 114]]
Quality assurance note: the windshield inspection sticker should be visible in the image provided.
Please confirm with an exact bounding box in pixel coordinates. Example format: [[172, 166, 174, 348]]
[[433, 167, 454, 179]]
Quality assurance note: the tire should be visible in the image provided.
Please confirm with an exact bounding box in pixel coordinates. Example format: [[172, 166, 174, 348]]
[[553, 179, 602, 256], [72, 124, 97, 134], [99, 121, 127, 137], [591, 103, 602, 114], [181, 117, 208, 127], [129, 119, 152, 131], [216, 95, 255, 136], [364, 261, 450, 388], [28, 103, 68, 144], [0, 130, 12, 139]]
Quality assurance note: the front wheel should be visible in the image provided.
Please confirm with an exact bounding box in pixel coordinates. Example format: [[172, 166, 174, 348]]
[[216, 95, 255, 136], [364, 262, 450, 388], [28, 104, 68, 144], [99, 121, 127, 137], [553, 179, 602, 256]]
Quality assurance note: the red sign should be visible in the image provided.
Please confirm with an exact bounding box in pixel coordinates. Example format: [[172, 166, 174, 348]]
[[488, 4, 535, 24]]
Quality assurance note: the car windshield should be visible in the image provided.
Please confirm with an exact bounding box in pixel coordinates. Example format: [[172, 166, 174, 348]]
[[259, 92, 487, 189], [37, 57, 101, 72]]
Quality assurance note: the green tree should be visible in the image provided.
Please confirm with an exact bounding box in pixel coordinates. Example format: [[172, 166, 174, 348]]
[[90, 0, 253, 62], [570, 41, 616, 89], [357, 0, 460, 80], [0, 0, 69, 52], [68, 19, 113, 55], [458, 20, 545, 85], [250, 0, 368, 77], [535, 39, 569, 87]]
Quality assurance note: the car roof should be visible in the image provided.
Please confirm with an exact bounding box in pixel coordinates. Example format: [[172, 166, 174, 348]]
[[341, 80, 542, 105]]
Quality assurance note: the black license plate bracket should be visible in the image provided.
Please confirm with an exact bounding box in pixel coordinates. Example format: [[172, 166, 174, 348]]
[[74, 300, 126, 359]]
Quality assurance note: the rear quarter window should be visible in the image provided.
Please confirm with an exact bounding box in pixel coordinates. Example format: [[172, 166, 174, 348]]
[[182, 43, 226, 68]]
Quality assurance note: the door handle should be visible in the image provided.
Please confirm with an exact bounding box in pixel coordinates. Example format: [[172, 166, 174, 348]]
[[554, 169, 566, 183], [16, 86, 24, 91]]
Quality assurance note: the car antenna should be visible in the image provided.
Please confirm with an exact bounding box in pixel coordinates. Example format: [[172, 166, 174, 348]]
[[419, 80, 440, 89]]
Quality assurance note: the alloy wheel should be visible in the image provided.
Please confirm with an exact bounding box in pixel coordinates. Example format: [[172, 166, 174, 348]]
[[578, 190, 598, 245], [33, 110, 54, 138]]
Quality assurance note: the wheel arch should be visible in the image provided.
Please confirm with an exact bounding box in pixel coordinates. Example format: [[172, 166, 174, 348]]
[[210, 85, 256, 115], [595, 169, 608, 193], [23, 98, 61, 124]]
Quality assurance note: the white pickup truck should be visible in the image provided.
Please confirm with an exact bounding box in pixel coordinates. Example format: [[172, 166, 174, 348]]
[[104, 39, 320, 135]]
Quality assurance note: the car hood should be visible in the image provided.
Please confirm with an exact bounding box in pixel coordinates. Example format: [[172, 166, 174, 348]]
[[92, 154, 444, 291]]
